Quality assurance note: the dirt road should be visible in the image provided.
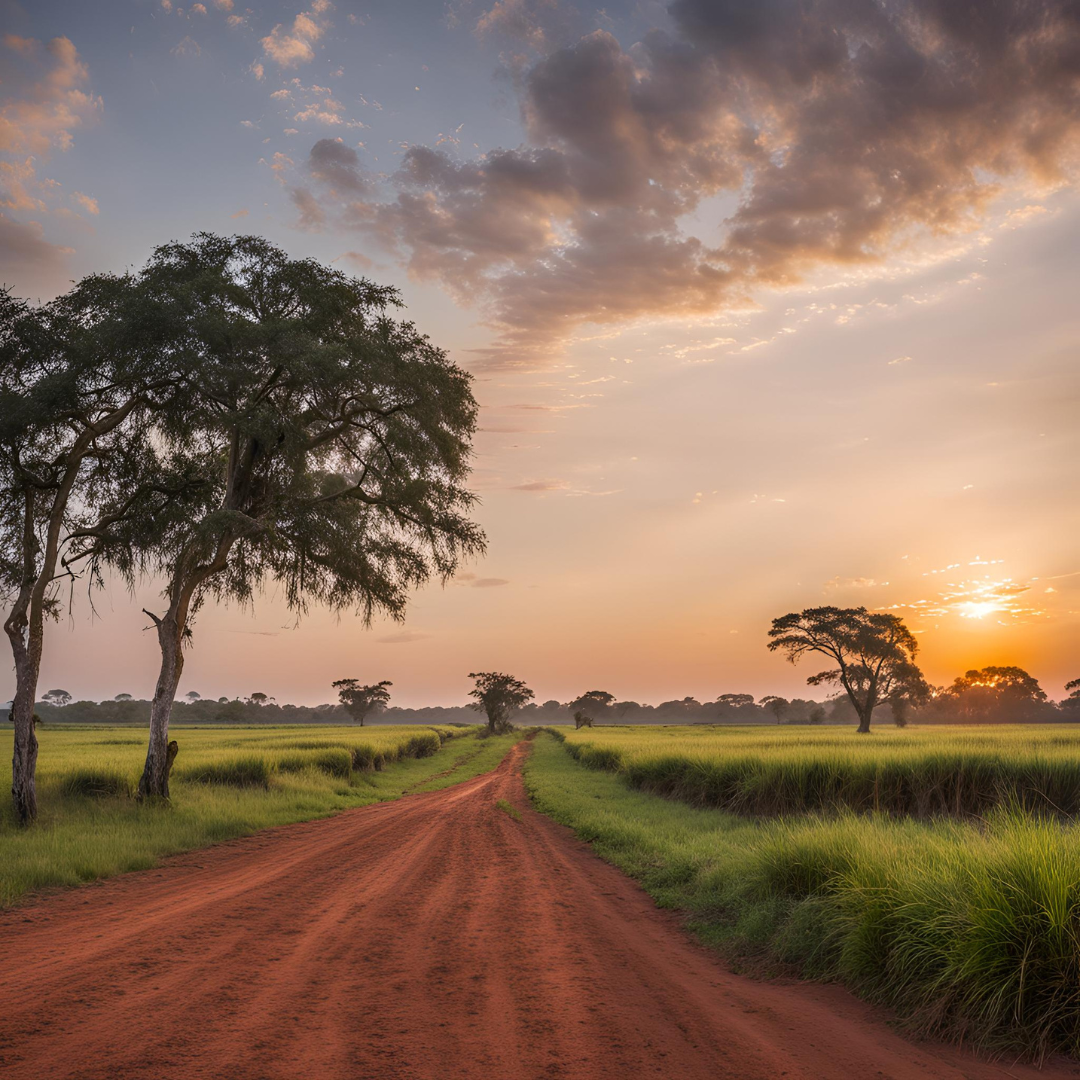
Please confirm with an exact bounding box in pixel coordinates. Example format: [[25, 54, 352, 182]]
[[1, 741, 1076, 1080]]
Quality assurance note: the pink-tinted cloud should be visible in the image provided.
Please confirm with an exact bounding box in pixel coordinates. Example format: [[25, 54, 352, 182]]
[[261, 7, 329, 68], [295, 0, 1080, 367]]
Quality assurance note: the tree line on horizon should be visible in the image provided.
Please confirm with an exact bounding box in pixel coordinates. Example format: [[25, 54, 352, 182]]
[[17, 659, 1077, 729]]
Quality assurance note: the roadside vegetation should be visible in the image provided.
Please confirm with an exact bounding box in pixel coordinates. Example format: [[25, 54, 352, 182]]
[[525, 731, 1080, 1061], [0, 724, 520, 907], [558, 724, 1080, 818]]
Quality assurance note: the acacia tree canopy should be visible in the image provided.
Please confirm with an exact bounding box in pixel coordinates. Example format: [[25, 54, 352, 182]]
[[333, 679, 392, 726], [768, 606, 929, 733], [86, 233, 485, 799], [468, 672, 534, 734], [567, 690, 615, 721], [944, 666, 1049, 721], [0, 276, 192, 823]]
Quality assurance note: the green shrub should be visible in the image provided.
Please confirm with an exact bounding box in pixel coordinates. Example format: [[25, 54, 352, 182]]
[[60, 768, 132, 798], [177, 755, 272, 788]]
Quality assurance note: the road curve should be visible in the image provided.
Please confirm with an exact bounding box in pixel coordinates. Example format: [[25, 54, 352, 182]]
[[1, 740, 1076, 1080]]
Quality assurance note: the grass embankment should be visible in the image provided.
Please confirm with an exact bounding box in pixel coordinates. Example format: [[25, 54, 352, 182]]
[[0, 724, 518, 907], [561, 723, 1080, 818], [525, 731, 1080, 1061]]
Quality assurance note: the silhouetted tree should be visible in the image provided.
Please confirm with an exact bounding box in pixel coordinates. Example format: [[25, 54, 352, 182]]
[[185, 691, 201, 701], [944, 666, 1049, 722], [116, 693, 134, 701], [768, 607, 928, 733], [333, 679, 392, 726], [717, 693, 755, 709], [567, 689, 614, 724], [759, 695, 788, 724], [41, 689, 72, 706], [1063, 678, 1080, 716], [468, 672, 533, 734], [87, 235, 484, 799]]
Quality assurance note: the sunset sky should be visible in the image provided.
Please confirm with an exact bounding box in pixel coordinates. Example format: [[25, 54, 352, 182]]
[[2, 0, 1078, 707]]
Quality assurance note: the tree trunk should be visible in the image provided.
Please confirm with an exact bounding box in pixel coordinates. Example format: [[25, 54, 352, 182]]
[[138, 613, 184, 800], [5, 596, 45, 826], [9, 660, 39, 825]]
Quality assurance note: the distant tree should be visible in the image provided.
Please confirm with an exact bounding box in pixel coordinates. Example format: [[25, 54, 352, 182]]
[[185, 691, 201, 701], [944, 666, 1049, 722], [333, 679, 392, 726], [1063, 678, 1080, 715], [759, 695, 788, 724], [808, 704, 826, 724], [717, 693, 755, 709], [468, 672, 534, 735], [768, 606, 928, 733], [41, 689, 72, 706], [540, 699, 562, 712], [247, 692, 271, 706], [115, 693, 134, 702], [217, 696, 229, 704], [87, 235, 483, 799], [567, 689, 614, 724]]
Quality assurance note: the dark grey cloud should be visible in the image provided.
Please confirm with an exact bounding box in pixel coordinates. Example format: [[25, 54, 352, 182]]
[[308, 138, 370, 193], [296, 0, 1080, 366]]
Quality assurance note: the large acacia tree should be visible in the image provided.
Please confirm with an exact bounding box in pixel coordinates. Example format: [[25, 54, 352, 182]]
[[0, 283, 187, 823], [768, 606, 929, 733], [92, 235, 485, 799]]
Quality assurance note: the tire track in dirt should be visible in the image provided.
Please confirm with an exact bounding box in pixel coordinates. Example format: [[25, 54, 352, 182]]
[[1, 741, 1076, 1080]]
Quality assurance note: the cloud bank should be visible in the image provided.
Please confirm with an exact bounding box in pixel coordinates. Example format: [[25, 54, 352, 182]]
[[295, 0, 1080, 366]]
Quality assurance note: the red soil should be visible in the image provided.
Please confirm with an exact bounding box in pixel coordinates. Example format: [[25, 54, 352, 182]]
[[1, 741, 1077, 1080]]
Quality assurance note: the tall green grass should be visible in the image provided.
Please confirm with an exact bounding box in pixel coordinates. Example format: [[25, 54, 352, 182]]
[[0, 724, 516, 907], [526, 732, 1080, 1060], [561, 724, 1080, 818]]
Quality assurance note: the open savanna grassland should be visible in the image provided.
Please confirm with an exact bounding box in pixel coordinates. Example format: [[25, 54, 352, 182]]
[[560, 723, 1080, 817], [0, 724, 516, 907], [525, 726, 1080, 1061]]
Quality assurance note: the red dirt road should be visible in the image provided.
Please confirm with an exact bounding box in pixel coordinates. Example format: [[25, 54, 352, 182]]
[[2, 742, 1077, 1080]]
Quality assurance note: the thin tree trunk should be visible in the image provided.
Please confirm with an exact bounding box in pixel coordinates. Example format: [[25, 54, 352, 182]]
[[8, 648, 40, 825], [138, 612, 184, 799]]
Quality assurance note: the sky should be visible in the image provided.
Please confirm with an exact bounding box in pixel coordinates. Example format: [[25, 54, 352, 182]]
[[1, 0, 1078, 707]]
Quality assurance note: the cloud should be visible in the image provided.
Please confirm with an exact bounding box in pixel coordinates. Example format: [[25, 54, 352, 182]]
[[472, 577, 510, 587], [172, 36, 201, 58], [261, 8, 328, 68], [307, 138, 369, 191], [302, 1, 1080, 367], [71, 191, 98, 215], [0, 36, 100, 156], [512, 479, 568, 491], [0, 36, 100, 293], [376, 630, 432, 644], [290, 185, 324, 229], [339, 249, 373, 269], [0, 212, 74, 293], [230, 208, 249, 218]]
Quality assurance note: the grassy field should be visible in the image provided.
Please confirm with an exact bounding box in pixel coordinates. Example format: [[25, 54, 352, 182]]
[[0, 723, 516, 907], [560, 723, 1080, 818], [526, 729, 1080, 1061]]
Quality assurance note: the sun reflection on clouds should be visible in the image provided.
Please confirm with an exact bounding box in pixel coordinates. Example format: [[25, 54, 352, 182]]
[[888, 559, 1051, 625]]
